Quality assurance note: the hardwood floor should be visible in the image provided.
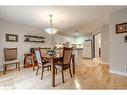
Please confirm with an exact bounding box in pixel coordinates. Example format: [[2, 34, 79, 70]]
[[0, 59, 127, 89]]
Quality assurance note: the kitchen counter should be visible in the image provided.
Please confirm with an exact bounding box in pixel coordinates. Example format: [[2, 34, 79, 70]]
[[55, 48, 83, 50]]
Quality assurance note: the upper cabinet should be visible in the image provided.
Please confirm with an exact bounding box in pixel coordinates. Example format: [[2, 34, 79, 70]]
[[53, 35, 73, 44], [53, 35, 63, 44]]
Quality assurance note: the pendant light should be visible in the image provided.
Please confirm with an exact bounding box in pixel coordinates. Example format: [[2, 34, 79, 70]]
[[44, 15, 58, 34]]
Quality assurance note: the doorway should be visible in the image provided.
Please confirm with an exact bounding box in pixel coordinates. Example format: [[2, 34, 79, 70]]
[[93, 33, 101, 58]]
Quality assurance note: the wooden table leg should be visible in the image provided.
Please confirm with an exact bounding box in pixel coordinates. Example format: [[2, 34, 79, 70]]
[[72, 55, 75, 75], [33, 61, 35, 71], [32, 55, 35, 71], [51, 59, 55, 87]]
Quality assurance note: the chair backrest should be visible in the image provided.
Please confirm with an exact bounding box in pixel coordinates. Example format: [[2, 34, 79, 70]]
[[4, 48, 17, 61], [59, 48, 63, 55], [39, 48, 47, 57], [63, 47, 73, 65], [34, 48, 42, 64]]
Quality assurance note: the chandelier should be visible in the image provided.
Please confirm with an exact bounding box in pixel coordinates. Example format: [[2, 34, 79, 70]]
[[44, 15, 58, 34]]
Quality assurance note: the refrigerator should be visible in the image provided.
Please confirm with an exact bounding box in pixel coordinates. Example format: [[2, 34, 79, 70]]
[[83, 40, 92, 59]]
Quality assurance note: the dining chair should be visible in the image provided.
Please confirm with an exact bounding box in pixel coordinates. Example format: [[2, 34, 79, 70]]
[[39, 48, 48, 55], [34, 48, 51, 80], [59, 48, 63, 55], [55, 47, 73, 83], [39, 47, 51, 71], [3, 48, 20, 74]]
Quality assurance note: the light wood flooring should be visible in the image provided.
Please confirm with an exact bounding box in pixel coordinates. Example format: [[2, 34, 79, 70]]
[[0, 59, 127, 89]]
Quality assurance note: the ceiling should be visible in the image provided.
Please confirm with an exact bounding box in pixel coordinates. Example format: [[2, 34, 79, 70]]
[[0, 6, 126, 36]]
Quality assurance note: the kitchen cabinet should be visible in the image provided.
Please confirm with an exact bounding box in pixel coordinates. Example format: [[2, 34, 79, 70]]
[[53, 35, 73, 45], [83, 40, 92, 59], [73, 49, 83, 64]]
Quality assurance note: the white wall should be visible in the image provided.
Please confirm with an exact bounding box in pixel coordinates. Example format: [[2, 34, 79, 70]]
[[101, 24, 109, 63], [109, 8, 127, 73], [0, 21, 2, 70], [0, 20, 52, 71]]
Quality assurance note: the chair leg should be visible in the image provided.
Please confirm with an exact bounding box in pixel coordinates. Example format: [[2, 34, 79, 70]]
[[61, 70, 65, 83], [55, 68, 57, 74], [5, 65, 7, 71], [18, 63, 20, 71], [41, 66, 44, 80], [47, 67, 49, 71], [69, 65, 72, 77], [50, 66, 51, 71], [36, 65, 39, 76], [3, 65, 6, 75], [16, 64, 17, 68]]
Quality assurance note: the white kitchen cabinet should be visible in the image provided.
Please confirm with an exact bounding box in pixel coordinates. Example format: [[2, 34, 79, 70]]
[[53, 35, 63, 44], [83, 40, 92, 59], [53, 34, 73, 45], [73, 49, 83, 64]]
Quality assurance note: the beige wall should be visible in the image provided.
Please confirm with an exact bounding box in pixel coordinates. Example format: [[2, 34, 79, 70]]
[[0, 20, 52, 71], [101, 24, 109, 63], [109, 8, 127, 73]]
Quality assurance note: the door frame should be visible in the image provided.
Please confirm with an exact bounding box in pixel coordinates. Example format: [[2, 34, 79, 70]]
[[93, 32, 101, 58]]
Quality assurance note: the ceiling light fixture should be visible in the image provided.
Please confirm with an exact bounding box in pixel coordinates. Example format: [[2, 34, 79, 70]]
[[44, 15, 58, 34]]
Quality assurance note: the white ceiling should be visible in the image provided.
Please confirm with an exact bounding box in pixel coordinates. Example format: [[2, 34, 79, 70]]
[[0, 6, 126, 35]]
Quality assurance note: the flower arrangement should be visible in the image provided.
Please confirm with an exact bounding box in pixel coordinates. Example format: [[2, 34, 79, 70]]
[[47, 48, 55, 56]]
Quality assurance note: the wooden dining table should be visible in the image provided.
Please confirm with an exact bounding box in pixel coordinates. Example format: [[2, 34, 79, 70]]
[[42, 54, 75, 87]]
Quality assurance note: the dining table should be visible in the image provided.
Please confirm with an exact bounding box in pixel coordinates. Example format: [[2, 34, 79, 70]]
[[42, 53, 75, 87]]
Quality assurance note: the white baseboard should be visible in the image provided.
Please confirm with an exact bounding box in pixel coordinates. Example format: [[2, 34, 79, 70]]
[[109, 70, 127, 77]]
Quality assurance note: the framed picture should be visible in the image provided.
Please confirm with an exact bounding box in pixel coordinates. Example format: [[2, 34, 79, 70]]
[[6, 33, 18, 42], [116, 22, 127, 34]]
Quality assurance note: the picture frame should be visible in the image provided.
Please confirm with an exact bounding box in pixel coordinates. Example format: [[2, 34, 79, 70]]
[[116, 22, 127, 34], [6, 33, 18, 42]]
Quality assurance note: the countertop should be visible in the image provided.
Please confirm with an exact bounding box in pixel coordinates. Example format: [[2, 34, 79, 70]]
[[73, 48, 83, 50]]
